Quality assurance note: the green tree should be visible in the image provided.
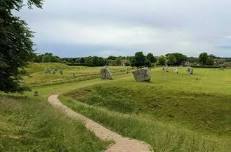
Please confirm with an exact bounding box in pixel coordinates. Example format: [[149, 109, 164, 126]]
[[199, 52, 208, 65], [79, 57, 85, 64], [133, 52, 146, 67], [167, 54, 177, 65], [206, 55, 215, 65], [97, 57, 106, 66], [166, 53, 187, 65], [158, 55, 166, 65], [147, 53, 157, 63], [144, 59, 151, 67], [84, 56, 106, 66], [39, 53, 60, 63], [115, 58, 122, 66], [0, 0, 43, 92], [107, 56, 117, 60], [85, 56, 93, 66]]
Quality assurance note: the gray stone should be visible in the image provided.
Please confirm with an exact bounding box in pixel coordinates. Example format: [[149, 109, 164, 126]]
[[132, 68, 151, 82], [174, 67, 179, 74], [187, 67, 193, 75], [100, 67, 112, 80], [162, 66, 169, 72]]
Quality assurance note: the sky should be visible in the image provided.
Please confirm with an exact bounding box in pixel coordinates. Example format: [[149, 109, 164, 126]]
[[17, 0, 231, 57]]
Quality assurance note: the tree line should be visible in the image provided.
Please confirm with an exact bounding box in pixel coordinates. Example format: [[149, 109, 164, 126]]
[[32, 51, 226, 68]]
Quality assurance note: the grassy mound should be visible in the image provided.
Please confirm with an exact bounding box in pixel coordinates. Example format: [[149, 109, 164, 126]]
[[65, 83, 231, 136], [62, 67, 231, 152]]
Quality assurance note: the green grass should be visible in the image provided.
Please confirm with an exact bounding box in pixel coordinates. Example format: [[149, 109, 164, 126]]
[[0, 95, 109, 152], [25, 63, 132, 87], [2, 64, 231, 152], [61, 67, 231, 152], [0, 63, 130, 152]]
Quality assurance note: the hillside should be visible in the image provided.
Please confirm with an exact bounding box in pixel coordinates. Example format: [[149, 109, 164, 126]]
[[61, 67, 231, 152], [0, 95, 108, 152], [0, 64, 230, 151]]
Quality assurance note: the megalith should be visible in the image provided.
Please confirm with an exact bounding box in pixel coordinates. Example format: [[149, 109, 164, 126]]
[[132, 68, 151, 82], [100, 67, 113, 80]]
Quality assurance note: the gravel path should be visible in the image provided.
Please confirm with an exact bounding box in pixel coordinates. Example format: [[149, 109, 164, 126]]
[[48, 95, 152, 152]]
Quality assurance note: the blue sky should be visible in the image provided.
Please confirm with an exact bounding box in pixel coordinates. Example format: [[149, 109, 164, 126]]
[[18, 0, 231, 57]]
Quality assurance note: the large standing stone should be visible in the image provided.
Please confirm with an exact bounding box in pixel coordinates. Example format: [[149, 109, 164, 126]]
[[132, 68, 151, 82], [100, 67, 112, 80]]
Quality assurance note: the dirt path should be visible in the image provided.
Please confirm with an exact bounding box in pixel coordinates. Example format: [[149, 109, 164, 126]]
[[48, 95, 152, 152]]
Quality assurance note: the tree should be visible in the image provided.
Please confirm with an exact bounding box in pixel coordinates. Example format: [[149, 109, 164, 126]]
[[147, 53, 157, 63], [144, 58, 152, 67], [206, 57, 214, 65], [158, 55, 166, 65], [115, 58, 122, 66], [83, 56, 106, 66], [206, 54, 215, 65], [133, 52, 146, 67], [166, 53, 187, 65], [107, 56, 117, 60], [33, 53, 60, 63], [167, 54, 177, 65], [79, 57, 85, 64], [199, 52, 208, 65], [0, 0, 43, 92]]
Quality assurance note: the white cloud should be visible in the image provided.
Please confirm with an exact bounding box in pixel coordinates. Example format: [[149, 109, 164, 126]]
[[17, 0, 231, 57]]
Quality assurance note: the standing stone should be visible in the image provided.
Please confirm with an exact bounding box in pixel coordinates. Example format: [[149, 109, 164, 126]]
[[190, 68, 194, 75], [166, 66, 169, 72], [174, 67, 179, 74], [100, 67, 112, 80], [187, 67, 193, 75], [163, 66, 169, 72], [132, 68, 151, 82]]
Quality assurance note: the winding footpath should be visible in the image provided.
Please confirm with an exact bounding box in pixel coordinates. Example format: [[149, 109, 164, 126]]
[[48, 95, 152, 152]]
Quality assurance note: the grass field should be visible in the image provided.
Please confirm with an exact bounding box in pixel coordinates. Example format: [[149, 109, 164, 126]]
[[1, 63, 231, 151], [0, 95, 109, 152], [0, 63, 120, 151], [25, 63, 132, 87], [61, 67, 231, 152]]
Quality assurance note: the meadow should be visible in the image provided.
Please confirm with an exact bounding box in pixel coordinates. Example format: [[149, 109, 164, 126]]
[[1, 63, 128, 151], [0, 63, 230, 151], [61, 67, 231, 152], [0, 95, 109, 152], [25, 63, 132, 87]]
